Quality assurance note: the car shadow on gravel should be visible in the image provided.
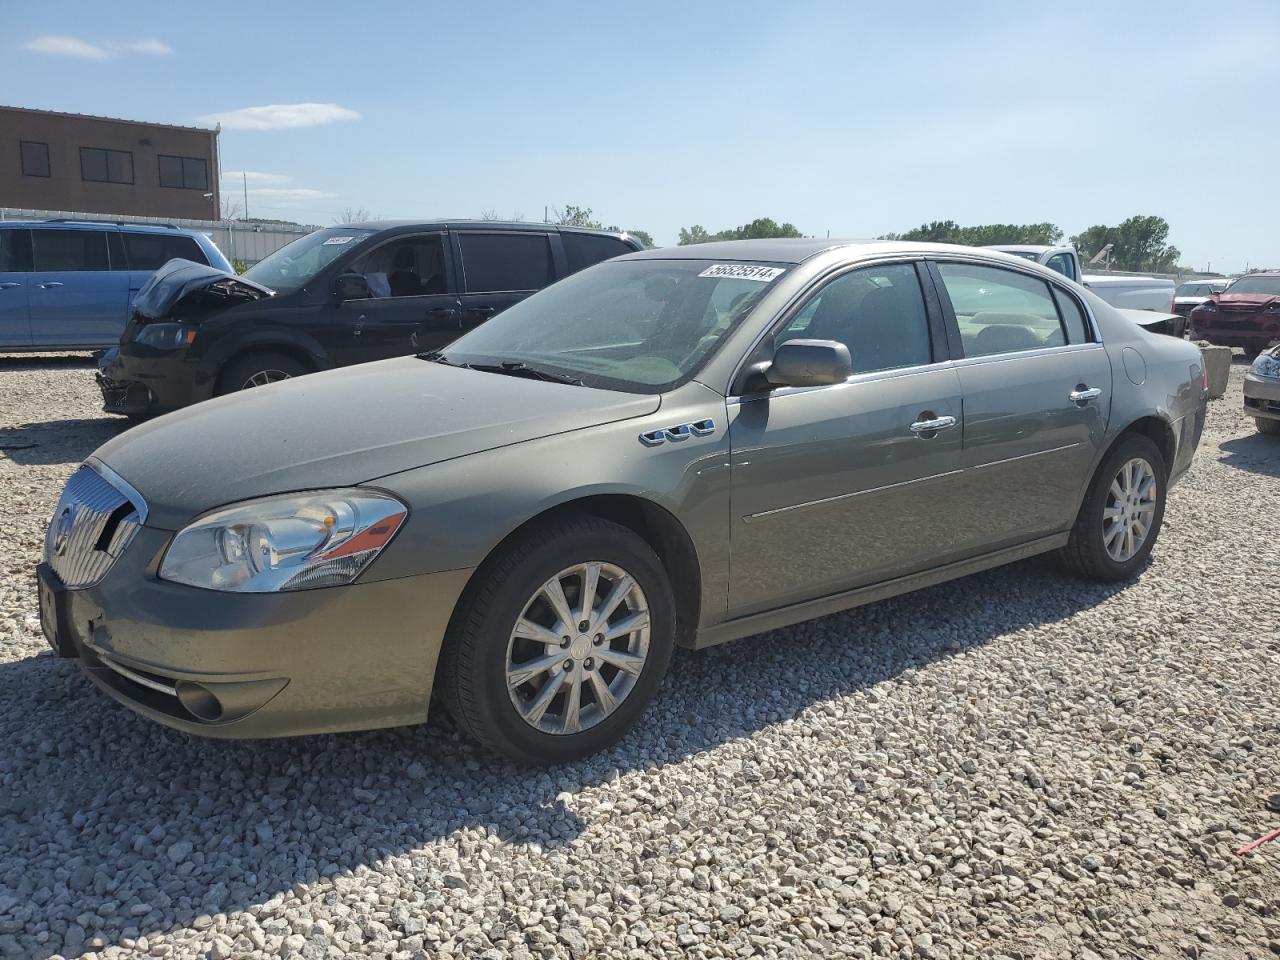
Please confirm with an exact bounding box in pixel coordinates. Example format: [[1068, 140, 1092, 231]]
[[0, 354, 97, 371], [1218, 434, 1280, 478], [0, 418, 128, 466], [0, 555, 1130, 958]]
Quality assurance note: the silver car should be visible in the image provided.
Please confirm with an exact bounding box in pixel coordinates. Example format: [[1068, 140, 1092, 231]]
[[37, 240, 1207, 763]]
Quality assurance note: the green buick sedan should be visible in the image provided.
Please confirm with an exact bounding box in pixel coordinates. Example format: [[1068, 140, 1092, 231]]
[[38, 239, 1207, 763]]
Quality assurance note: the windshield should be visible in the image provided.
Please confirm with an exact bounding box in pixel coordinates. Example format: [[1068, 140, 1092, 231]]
[[1224, 275, 1280, 296], [242, 227, 376, 294], [439, 259, 789, 393]]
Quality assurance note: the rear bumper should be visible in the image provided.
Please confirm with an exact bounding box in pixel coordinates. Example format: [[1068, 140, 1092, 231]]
[[1244, 372, 1280, 422], [54, 526, 474, 738], [97, 344, 212, 415]]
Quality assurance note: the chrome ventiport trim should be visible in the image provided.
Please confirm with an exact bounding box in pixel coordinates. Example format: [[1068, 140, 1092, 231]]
[[96, 653, 178, 697], [640, 419, 716, 446]]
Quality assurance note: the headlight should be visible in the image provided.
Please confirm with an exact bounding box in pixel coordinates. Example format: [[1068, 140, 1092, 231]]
[[1251, 353, 1280, 380], [134, 323, 198, 349], [1194, 301, 1217, 313], [159, 489, 407, 592]]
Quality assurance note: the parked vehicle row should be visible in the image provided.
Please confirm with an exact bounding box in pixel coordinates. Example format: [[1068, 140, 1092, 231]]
[[96, 221, 643, 416], [0, 220, 229, 350], [1172, 277, 1232, 320], [986, 244, 1176, 313], [1188, 272, 1280, 358], [37, 240, 1208, 763]]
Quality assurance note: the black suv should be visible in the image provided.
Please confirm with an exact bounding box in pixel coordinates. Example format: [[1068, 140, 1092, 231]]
[[97, 220, 644, 416]]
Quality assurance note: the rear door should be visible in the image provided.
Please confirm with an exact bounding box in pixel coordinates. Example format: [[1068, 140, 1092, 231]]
[[121, 231, 210, 314], [728, 260, 969, 616], [929, 259, 1112, 548], [0, 229, 32, 348], [332, 231, 461, 365], [453, 230, 557, 333], [28, 227, 129, 348]]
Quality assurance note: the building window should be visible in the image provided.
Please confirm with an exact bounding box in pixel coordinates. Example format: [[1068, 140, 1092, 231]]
[[80, 147, 134, 184], [158, 155, 209, 190], [20, 141, 50, 177]]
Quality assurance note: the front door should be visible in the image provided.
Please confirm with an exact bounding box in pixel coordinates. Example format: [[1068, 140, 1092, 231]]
[[728, 261, 968, 617], [333, 232, 461, 366], [28, 228, 128, 348], [0, 229, 31, 348], [454, 230, 557, 334], [929, 259, 1112, 547]]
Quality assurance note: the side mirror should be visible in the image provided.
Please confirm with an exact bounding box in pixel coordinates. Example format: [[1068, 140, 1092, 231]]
[[335, 272, 370, 302], [744, 338, 852, 391]]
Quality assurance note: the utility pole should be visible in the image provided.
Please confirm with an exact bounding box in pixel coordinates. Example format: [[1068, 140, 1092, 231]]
[[243, 172, 250, 221]]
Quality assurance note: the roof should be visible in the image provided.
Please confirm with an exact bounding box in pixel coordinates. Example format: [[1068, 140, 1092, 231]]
[[0, 219, 201, 235], [624, 238, 878, 264], [986, 244, 1069, 254], [340, 219, 633, 239], [0, 103, 217, 135]]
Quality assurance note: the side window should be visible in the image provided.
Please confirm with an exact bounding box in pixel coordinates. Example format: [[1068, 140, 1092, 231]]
[[936, 263, 1065, 357], [1051, 287, 1090, 344], [0, 230, 32, 272], [458, 233, 553, 292], [31, 229, 109, 272], [562, 233, 635, 274], [1045, 253, 1073, 278], [158, 155, 209, 190], [776, 263, 932, 375], [345, 234, 447, 299], [123, 233, 208, 271]]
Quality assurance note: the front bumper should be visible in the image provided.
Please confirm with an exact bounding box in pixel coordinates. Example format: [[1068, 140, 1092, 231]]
[[1190, 313, 1280, 348], [1244, 372, 1280, 422], [97, 344, 212, 416], [45, 526, 473, 738]]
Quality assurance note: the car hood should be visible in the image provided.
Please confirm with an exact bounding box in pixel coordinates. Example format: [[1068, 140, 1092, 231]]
[[91, 357, 661, 529], [131, 259, 274, 321], [1212, 292, 1279, 309]]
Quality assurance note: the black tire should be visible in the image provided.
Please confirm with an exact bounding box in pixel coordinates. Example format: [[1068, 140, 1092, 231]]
[[1257, 417, 1280, 437], [214, 352, 308, 395], [1057, 433, 1167, 582], [1241, 344, 1265, 361], [437, 514, 676, 764]]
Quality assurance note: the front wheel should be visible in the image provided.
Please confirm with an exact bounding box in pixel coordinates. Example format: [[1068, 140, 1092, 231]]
[[437, 515, 676, 764], [1058, 434, 1167, 581], [215, 352, 308, 395]]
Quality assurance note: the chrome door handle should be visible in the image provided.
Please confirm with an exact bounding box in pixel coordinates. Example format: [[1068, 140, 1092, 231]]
[[38, 281, 65, 289], [1069, 386, 1102, 404], [0, 282, 21, 289], [910, 415, 957, 435]]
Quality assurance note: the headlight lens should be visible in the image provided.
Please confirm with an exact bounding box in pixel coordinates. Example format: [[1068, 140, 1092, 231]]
[[159, 489, 407, 592], [134, 323, 198, 349], [1251, 353, 1280, 380]]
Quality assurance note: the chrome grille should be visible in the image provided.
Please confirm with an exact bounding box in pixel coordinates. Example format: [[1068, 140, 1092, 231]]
[[45, 464, 147, 588]]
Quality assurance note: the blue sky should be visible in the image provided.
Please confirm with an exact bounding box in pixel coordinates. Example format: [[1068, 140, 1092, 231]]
[[4, 0, 1277, 272]]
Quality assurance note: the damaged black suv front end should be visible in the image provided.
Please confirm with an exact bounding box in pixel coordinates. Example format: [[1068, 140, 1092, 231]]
[[97, 260, 274, 416]]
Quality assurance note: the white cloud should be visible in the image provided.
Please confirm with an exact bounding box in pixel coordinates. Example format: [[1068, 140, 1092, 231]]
[[25, 35, 111, 59], [222, 170, 293, 185], [118, 38, 172, 55], [242, 187, 337, 203], [196, 103, 361, 131]]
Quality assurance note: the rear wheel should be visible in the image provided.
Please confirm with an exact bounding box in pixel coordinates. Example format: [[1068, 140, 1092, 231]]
[[1058, 434, 1167, 581], [437, 515, 676, 764], [1257, 417, 1280, 437], [215, 352, 308, 395]]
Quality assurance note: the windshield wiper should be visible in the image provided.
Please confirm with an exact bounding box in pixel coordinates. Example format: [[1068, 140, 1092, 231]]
[[470, 361, 584, 386], [419, 351, 470, 369]]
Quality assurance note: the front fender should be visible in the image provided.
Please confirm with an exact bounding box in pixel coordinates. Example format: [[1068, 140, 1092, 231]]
[[201, 324, 332, 378]]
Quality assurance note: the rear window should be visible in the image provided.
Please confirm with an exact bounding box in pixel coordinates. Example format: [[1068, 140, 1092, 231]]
[[562, 232, 635, 274], [458, 233, 553, 292], [123, 232, 208, 270], [31, 229, 109, 272]]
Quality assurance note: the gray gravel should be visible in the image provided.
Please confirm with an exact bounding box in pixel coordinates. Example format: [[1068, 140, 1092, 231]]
[[1, 353, 1277, 960]]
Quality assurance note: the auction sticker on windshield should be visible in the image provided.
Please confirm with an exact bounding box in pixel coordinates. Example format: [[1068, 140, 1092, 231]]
[[698, 264, 785, 282], [323, 236, 357, 245]]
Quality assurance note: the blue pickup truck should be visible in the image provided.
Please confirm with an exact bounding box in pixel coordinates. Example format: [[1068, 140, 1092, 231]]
[[0, 219, 231, 351]]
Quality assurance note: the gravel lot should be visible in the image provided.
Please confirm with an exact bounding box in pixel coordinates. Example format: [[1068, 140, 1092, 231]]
[[0, 355, 1277, 960]]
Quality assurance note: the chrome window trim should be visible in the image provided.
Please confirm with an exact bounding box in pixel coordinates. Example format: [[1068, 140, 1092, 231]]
[[727, 357, 955, 406], [949, 341, 1108, 369]]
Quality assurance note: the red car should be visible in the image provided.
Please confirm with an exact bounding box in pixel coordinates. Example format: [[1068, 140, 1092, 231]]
[[1190, 272, 1280, 357]]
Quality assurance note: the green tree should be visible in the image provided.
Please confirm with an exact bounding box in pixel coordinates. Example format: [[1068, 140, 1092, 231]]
[[879, 221, 1063, 245], [627, 229, 655, 248], [554, 205, 653, 246], [677, 217, 804, 244], [1070, 215, 1179, 272]]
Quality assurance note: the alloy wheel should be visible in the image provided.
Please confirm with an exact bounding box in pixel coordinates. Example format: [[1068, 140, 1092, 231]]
[[242, 369, 293, 389], [506, 561, 651, 735], [1102, 457, 1157, 563]]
